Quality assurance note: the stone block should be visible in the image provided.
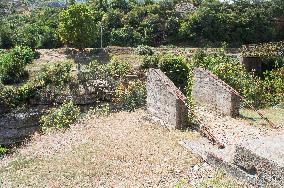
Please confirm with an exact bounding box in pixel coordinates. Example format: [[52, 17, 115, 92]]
[[146, 69, 189, 129], [192, 68, 240, 117], [233, 133, 284, 187]]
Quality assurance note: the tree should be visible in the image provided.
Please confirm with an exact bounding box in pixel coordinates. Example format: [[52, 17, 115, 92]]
[[58, 4, 97, 72], [68, 0, 76, 6], [110, 0, 129, 12]]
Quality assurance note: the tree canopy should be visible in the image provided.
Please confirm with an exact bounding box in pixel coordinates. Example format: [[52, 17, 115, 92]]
[[0, 0, 283, 48]]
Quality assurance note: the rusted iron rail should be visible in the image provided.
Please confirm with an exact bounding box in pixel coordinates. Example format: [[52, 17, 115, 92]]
[[153, 69, 225, 149]]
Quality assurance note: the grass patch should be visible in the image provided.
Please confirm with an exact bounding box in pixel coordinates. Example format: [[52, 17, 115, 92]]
[[240, 107, 284, 128], [196, 171, 245, 188]]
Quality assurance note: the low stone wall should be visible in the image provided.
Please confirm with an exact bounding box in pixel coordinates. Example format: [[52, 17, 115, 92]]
[[146, 69, 189, 129], [192, 68, 240, 117], [0, 109, 43, 146]]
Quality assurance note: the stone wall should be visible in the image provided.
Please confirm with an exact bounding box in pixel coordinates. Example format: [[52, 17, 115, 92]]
[[0, 109, 42, 146], [192, 68, 240, 117], [146, 69, 189, 129], [240, 56, 262, 74]]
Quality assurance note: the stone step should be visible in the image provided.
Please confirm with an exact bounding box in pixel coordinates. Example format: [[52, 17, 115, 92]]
[[233, 132, 284, 187], [179, 138, 258, 185], [180, 134, 284, 187]]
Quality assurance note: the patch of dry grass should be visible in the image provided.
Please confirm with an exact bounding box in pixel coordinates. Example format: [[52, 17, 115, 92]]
[[239, 107, 284, 128], [0, 110, 201, 187]]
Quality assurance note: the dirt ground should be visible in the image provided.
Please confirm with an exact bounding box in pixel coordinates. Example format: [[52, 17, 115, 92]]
[[0, 110, 198, 187], [0, 109, 246, 187]]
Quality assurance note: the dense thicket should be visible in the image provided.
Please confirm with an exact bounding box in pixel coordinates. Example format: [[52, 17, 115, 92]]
[[0, 0, 283, 48]]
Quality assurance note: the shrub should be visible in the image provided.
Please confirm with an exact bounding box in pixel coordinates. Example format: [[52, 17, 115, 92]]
[[0, 146, 8, 155], [85, 60, 108, 80], [141, 55, 159, 69], [0, 46, 34, 84], [114, 80, 146, 111], [40, 100, 80, 131], [135, 45, 154, 56], [87, 58, 132, 79], [106, 56, 133, 78], [58, 4, 97, 50], [0, 81, 43, 113], [87, 103, 111, 117], [158, 54, 189, 91], [262, 68, 284, 106], [38, 62, 72, 86]]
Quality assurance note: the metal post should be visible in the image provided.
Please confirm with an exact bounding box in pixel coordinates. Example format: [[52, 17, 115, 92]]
[[100, 22, 103, 49]]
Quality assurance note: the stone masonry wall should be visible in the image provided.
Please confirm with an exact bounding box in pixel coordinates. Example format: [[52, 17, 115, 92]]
[[192, 68, 240, 117], [0, 109, 42, 146], [147, 69, 189, 129]]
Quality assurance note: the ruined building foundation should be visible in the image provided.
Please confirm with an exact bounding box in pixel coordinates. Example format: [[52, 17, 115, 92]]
[[146, 69, 189, 129]]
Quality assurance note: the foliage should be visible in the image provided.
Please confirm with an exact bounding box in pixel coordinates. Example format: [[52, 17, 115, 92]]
[[135, 45, 154, 55], [0, 46, 34, 84], [58, 4, 97, 50], [179, 1, 282, 46], [106, 56, 133, 78], [38, 62, 72, 86], [1, 0, 284, 48], [141, 55, 159, 69], [241, 41, 284, 57], [114, 80, 146, 111], [191, 49, 284, 108], [86, 103, 111, 117], [110, 26, 141, 46], [0, 80, 41, 112], [0, 146, 8, 155], [40, 100, 80, 131], [158, 54, 189, 91]]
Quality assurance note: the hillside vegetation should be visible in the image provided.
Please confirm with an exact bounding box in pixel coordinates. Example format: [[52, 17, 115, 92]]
[[0, 0, 283, 49]]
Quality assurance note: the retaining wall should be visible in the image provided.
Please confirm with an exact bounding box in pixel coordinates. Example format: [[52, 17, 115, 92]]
[[0, 109, 42, 146]]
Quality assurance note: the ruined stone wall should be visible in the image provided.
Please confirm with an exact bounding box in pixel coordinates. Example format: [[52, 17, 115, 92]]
[[192, 68, 240, 117], [0, 109, 42, 146], [146, 69, 188, 129], [240, 56, 262, 73]]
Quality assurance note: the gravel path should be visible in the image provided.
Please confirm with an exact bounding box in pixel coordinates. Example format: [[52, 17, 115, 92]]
[[0, 110, 208, 187]]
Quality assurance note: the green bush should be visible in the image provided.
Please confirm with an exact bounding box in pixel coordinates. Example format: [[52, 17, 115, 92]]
[[87, 58, 133, 79], [135, 45, 154, 55], [106, 56, 133, 78], [0, 81, 42, 112], [141, 55, 159, 69], [0, 46, 34, 84], [114, 80, 146, 111], [40, 100, 80, 131], [0, 146, 8, 155], [158, 54, 189, 91], [38, 62, 72, 86], [262, 68, 284, 106]]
